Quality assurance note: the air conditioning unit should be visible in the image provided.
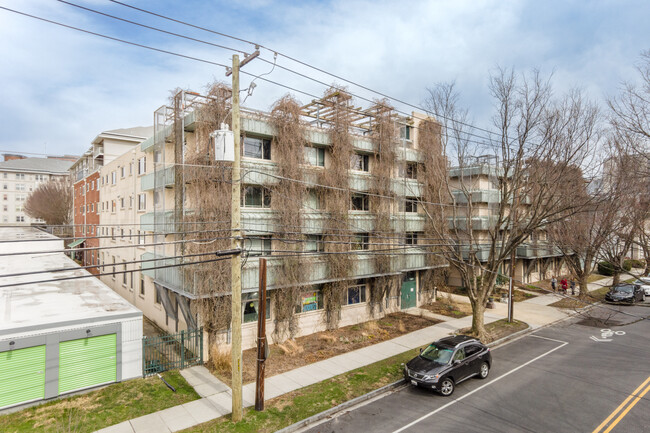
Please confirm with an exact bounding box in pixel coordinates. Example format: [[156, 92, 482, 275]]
[[211, 123, 234, 162]]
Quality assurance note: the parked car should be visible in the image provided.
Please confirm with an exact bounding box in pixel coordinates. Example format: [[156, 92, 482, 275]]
[[404, 335, 491, 396], [605, 283, 645, 304], [633, 277, 650, 296]]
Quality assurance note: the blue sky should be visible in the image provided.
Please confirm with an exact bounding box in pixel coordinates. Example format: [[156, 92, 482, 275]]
[[0, 0, 648, 157]]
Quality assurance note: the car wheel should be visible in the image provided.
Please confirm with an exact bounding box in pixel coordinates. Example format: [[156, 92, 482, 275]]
[[479, 362, 490, 379], [440, 378, 454, 396]]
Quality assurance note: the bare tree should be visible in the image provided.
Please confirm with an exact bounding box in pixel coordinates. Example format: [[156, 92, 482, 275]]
[[24, 179, 72, 225], [608, 50, 650, 171], [424, 70, 600, 339]]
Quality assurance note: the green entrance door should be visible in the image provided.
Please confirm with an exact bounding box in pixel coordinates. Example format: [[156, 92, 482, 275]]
[[0, 345, 46, 409], [59, 334, 117, 394], [400, 272, 417, 310]]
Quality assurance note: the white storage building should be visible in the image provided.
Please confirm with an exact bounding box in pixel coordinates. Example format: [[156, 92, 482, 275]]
[[0, 227, 143, 410]]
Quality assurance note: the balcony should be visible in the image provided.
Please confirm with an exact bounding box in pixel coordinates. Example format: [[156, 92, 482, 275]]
[[141, 166, 175, 191], [93, 145, 104, 159], [516, 242, 562, 258], [140, 210, 175, 232], [448, 216, 499, 231], [452, 190, 501, 204]]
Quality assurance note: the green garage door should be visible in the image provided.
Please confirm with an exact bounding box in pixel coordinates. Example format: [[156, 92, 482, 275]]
[[0, 345, 46, 408], [59, 334, 117, 394]]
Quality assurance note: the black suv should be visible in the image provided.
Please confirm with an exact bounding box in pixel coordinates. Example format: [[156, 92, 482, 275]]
[[605, 283, 645, 304], [404, 335, 491, 396]]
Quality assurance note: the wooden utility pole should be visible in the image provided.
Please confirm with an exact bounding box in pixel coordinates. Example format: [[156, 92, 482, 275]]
[[255, 258, 267, 411], [230, 53, 243, 422]]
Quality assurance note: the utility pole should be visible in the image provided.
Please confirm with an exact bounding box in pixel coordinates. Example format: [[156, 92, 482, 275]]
[[255, 258, 267, 411], [230, 53, 243, 422], [228, 47, 259, 423]]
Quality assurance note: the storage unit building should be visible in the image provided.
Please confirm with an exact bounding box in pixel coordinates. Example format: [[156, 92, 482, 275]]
[[0, 227, 143, 410]]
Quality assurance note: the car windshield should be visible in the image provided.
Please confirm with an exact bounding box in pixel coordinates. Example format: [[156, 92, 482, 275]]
[[420, 344, 454, 364], [614, 286, 633, 293]]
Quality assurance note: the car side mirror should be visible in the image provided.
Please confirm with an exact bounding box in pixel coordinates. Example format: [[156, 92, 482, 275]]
[[453, 359, 461, 365]]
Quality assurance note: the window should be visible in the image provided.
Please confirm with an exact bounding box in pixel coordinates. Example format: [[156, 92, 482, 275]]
[[129, 195, 134, 209], [111, 227, 115, 240], [2, 205, 6, 211], [81, 205, 85, 214], [304, 146, 325, 167], [243, 186, 271, 208], [138, 193, 146, 211], [112, 256, 116, 279], [247, 236, 271, 256], [111, 171, 116, 185], [16, 184, 25, 191], [400, 162, 418, 179], [153, 190, 161, 206], [452, 348, 466, 362], [122, 261, 127, 285], [15, 216, 24, 222], [154, 150, 162, 163], [90, 203, 94, 212], [304, 189, 323, 210], [138, 230, 146, 246], [15, 173, 25, 180], [2, 194, 6, 201], [351, 193, 369, 211], [138, 157, 146, 175], [96, 179, 100, 189], [120, 166, 125, 178], [242, 292, 271, 323], [350, 153, 369, 172], [402, 197, 418, 213], [243, 136, 271, 160], [140, 275, 145, 296], [405, 232, 418, 245], [305, 234, 324, 252], [347, 284, 366, 305], [296, 288, 323, 313], [129, 162, 133, 175], [111, 200, 116, 212], [2, 184, 6, 190], [464, 345, 482, 357], [400, 125, 413, 146], [155, 285, 161, 304], [352, 233, 369, 250]]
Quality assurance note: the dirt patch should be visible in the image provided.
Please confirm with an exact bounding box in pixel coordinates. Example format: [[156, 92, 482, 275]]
[[457, 319, 529, 344], [421, 296, 472, 318], [208, 312, 440, 386], [440, 286, 536, 302], [550, 287, 610, 309]]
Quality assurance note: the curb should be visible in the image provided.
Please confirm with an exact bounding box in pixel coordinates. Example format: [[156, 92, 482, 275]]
[[274, 379, 407, 433]]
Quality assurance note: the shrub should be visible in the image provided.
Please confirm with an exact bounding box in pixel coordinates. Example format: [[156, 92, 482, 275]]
[[624, 259, 645, 269], [597, 261, 614, 276]]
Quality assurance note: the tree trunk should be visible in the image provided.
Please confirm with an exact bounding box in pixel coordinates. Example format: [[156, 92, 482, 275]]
[[469, 298, 487, 340], [612, 272, 621, 286], [578, 275, 589, 297], [644, 257, 650, 276]]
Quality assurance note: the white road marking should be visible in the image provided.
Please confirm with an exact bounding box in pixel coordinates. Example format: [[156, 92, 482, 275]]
[[391, 336, 569, 433]]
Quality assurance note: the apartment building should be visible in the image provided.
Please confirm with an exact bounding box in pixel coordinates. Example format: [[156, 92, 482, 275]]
[[129, 89, 448, 351], [447, 157, 566, 286], [0, 155, 73, 224], [69, 127, 152, 273]]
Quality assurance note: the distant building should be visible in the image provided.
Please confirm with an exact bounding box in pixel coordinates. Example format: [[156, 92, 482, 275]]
[[0, 156, 73, 225], [68, 127, 152, 275]]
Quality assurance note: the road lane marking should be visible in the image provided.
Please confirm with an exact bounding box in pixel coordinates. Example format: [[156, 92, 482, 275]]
[[592, 376, 650, 433], [391, 337, 568, 433], [530, 334, 569, 344]]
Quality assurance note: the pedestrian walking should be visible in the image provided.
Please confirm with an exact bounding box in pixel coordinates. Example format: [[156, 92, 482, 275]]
[[560, 278, 568, 294], [551, 276, 557, 293], [570, 279, 576, 296]]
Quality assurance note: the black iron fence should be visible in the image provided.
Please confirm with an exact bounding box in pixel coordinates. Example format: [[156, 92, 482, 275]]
[[142, 328, 203, 376]]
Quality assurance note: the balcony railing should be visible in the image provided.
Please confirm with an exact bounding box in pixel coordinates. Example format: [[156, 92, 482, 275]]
[[140, 211, 175, 232], [141, 166, 175, 191]]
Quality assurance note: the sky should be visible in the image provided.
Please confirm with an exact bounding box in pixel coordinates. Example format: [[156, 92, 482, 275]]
[[0, 0, 648, 157]]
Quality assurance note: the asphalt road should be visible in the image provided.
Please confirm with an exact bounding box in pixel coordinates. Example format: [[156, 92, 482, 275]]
[[303, 303, 650, 433]]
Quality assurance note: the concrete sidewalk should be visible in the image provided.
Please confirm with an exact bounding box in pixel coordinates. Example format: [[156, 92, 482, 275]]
[[96, 276, 617, 433]]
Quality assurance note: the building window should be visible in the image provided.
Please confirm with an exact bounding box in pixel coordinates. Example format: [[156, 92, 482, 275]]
[[247, 236, 272, 256], [16, 184, 25, 191], [138, 230, 146, 245], [243, 186, 271, 208], [304, 146, 325, 167], [2, 184, 6, 190], [2, 194, 6, 201], [400, 162, 418, 179], [111, 172, 116, 185], [304, 189, 323, 210], [154, 150, 162, 164], [111, 200, 116, 212], [350, 153, 369, 172], [120, 197, 125, 209], [405, 232, 418, 245], [122, 261, 127, 285], [351, 193, 369, 211], [352, 233, 369, 250], [15, 216, 24, 222], [112, 256, 116, 280], [140, 274, 145, 296], [242, 292, 270, 323], [129, 195, 134, 209], [111, 228, 115, 240], [347, 283, 367, 305], [400, 125, 413, 147], [296, 288, 324, 313], [15, 173, 25, 180], [243, 136, 271, 160], [305, 234, 324, 252], [155, 286, 161, 304], [120, 166, 125, 178], [90, 203, 94, 212], [402, 198, 418, 213], [138, 193, 146, 211], [138, 157, 146, 175], [2, 205, 6, 211], [129, 162, 134, 175]]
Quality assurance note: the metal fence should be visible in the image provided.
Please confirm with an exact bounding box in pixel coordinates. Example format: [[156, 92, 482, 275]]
[[142, 328, 203, 376]]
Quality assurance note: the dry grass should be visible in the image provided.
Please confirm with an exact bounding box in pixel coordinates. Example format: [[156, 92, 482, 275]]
[[209, 345, 231, 372]]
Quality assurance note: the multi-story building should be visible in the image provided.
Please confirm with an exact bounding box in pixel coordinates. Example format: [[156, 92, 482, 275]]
[[69, 127, 152, 273], [128, 89, 448, 351], [447, 156, 566, 286], [0, 155, 73, 224]]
